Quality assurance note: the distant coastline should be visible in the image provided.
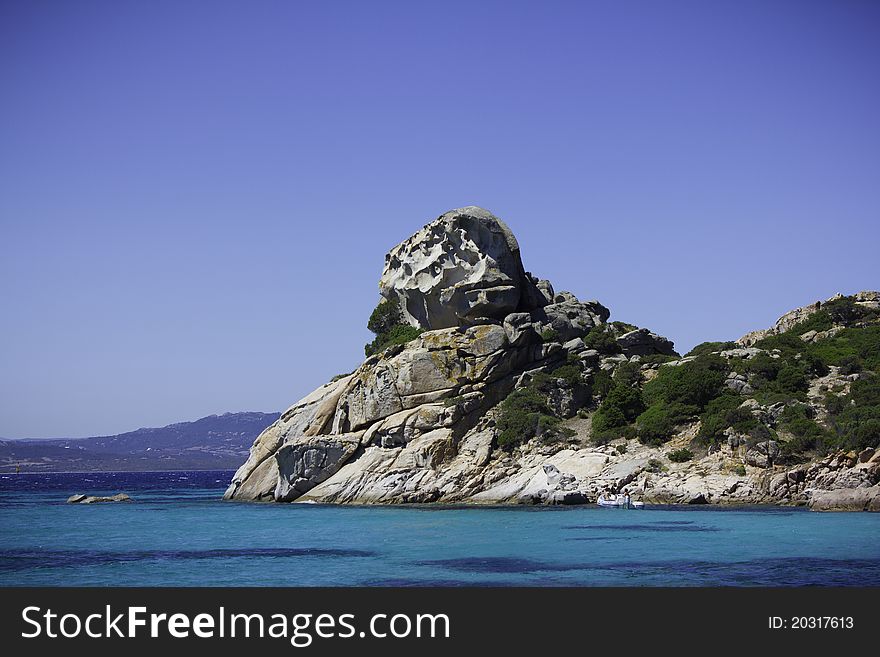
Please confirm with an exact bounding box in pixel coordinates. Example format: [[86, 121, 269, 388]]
[[0, 412, 277, 473]]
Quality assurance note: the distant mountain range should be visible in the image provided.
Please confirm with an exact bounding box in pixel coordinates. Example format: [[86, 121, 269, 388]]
[[0, 412, 279, 473]]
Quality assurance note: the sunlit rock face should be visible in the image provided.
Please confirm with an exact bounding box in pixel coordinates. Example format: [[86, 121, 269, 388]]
[[379, 206, 546, 330]]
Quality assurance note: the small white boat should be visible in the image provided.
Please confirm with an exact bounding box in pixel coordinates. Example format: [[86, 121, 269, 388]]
[[597, 493, 644, 509]]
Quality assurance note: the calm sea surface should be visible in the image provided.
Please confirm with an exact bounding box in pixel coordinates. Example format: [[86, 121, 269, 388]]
[[1, 470, 878, 586]]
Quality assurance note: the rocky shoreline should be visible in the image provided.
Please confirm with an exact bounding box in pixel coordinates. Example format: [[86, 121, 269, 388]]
[[224, 207, 879, 511]]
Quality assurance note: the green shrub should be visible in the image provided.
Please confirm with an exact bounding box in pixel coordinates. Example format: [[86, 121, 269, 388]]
[[838, 355, 863, 376], [528, 371, 553, 393], [642, 354, 728, 410], [754, 332, 807, 359], [802, 351, 831, 378], [646, 458, 665, 473], [851, 419, 880, 451], [591, 422, 637, 446], [630, 354, 730, 445], [495, 362, 584, 449], [845, 326, 880, 370], [635, 403, 675, 444], [636, 402, 694, 446], [686, 341, 738, 358], [824, 393, 846, 415], [667, 448, 694, 463], [776, 364, 809, 395], [739, 349, 814, 399], [365, 324, 422, 356], [698, 393, 742, 433], [696, 393, 759, 445], [732, 464, 747, 476], [534, 415, 576, 444], [592, 384, 644, 434], [368, 297, 405, 335], [697, 413, 728, 445], [725, 405, 759, 433], [809, 326, 880, 371], [786, 417, 822, 439], [550, 355, 584, 388], [522, 358, 588, 415], [851, 375, 880, 408], [779, 403, 812, 424], [782, 431, 821, 456], [789, 308, 833, 336], [540, 328, 559, 342], [824, 376, 880, 451], [592, 368, 613, 396], [495, 388, 562, 449], [639, 354, 679, 366], [615, 444, 628, 454], [364, 298, 423, 356], [744, 353, 782, 380], [777, 404, 826, 456], [583, 325, 621, 354], [752, 390, 798, 407], [613, 361, 642, 387], [611, 321, 638, 333]]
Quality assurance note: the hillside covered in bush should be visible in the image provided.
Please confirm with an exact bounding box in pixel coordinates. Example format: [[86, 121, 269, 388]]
[[547, 293, 879, 461]]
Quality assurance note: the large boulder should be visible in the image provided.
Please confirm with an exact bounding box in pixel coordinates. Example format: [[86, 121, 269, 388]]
[[744, 440, 780, 468], [809, 486, 880, 512], [532, 298, 610, 342], [616, 328, 677, 357], [379, 207, 546, 330]]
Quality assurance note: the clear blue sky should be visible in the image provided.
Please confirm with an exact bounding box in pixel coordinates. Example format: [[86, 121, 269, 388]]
[[1, 0, 878, 438]]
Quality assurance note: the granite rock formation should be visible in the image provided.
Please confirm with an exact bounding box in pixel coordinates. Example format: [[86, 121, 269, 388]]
[[378, 207, 547, 330], [225, 207, 879, 511]]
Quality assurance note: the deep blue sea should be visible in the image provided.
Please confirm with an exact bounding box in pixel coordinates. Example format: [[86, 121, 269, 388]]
[[1, 470, 879, 586]]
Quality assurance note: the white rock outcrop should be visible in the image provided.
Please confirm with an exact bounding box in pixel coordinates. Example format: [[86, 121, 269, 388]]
[[379, 207, 546, 330]]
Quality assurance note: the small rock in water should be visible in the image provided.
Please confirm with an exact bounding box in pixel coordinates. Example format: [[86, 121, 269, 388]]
[[66, 493, 132, 504]]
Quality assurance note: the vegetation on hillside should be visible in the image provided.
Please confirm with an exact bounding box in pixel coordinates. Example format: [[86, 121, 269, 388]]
[[495, 356, 584, 449], [582, 325, 621, 354], [582, 294, 880, 458], [686, 341, 738, 358]]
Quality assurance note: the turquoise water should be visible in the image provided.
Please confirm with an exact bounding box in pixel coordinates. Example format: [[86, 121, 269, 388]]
[[1, 471, 879, 586]]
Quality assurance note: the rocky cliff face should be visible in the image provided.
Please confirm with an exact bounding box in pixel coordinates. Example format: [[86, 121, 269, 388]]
[[225, 207, 880, 511]]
